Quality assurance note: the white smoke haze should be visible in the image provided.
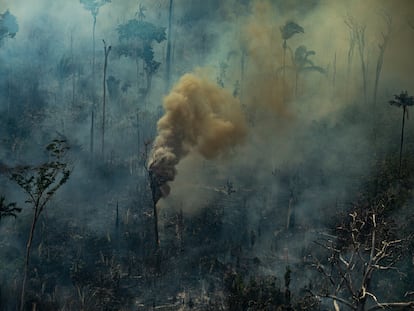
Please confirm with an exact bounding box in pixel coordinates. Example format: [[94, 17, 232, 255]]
[[0, 0, 414, 307], [144, 0, 414, 224], [0, 0, 412, 216]]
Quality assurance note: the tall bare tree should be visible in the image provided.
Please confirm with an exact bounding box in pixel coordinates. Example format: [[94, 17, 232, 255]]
[[345, 16, 367, 105], [312, 208, 414, 311], [373, 13, 392, 108], [80, 0, 110, 157], [102, 40, 111, 157], [80, 0, 110, 77], [165, 0, 174, 91]]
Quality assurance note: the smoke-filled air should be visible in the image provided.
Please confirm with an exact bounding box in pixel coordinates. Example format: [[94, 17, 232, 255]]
[[1, 0, 414, 310], [149, 73, 246, 202]]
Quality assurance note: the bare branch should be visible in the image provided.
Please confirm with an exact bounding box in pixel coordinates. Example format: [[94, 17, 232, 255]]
[[367, 301, 414, 311], [318, 293, 357, 311]]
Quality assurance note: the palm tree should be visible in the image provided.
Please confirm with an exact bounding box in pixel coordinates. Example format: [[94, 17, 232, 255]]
[[280, 21, 304, 84], [389, 91, 414, 175], [293, 45, 326, 97], [80, 0, 111, 77], [80, 0, 111, 157]]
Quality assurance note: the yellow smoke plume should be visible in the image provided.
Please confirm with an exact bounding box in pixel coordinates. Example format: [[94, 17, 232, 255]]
[[148, 73, 246, 200], [241, 0, 293, 120]]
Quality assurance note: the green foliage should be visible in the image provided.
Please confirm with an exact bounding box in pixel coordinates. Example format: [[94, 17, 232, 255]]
[[0, 10, 19, 45], [80, 0, 111, 17], [117, 19, 166, 44], [0, 196, 21, 221], [116, 17, 166, 97], [116, 19, 166, 74], [142, 45, 161, 74]]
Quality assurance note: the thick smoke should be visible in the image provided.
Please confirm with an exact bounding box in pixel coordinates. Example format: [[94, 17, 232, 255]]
[[148, 73, 246, 202]]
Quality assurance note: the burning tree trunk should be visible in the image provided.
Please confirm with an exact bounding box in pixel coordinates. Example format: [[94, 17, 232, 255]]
[[147, 73, 246, 246], [149, 168, 163, 247]]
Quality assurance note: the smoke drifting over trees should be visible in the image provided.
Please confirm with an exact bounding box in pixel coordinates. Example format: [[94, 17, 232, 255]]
[[149, 73, 246, 201], [0, 0, 414, 310]]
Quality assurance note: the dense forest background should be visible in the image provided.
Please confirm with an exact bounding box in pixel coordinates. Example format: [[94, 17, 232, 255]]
[[1, 0, 414, 310]]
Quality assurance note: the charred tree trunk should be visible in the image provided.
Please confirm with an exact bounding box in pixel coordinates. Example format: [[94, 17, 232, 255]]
[[70, 31, 76, 107], [90, 108, 94, 155], [102, 40, 111, 157], [165, 0, 173, 91], [20, 212, 39, 311], [282, 39, 287, 103], [92, 15, 96, 79], [153, 200, 159, 248], [332, 51, 336, 89], [357, 39, 367, 105], [146, 72, 152, 100], [149, 171, 161, 248], [399, 106, 406, 176]]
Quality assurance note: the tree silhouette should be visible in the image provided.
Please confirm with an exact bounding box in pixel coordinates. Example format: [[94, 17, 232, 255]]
[[102, 39, 111, 157], [165, 0, 174, 91], [0, 10, 18, 46], [80, 0, 111, 77], [280, 21, 304, 89], [116, 18, 166, 101], [136, 3, 146, 21], [373, 13, 392, 108], [10, 140, 71, 311], [80, 0, 110, 158], [293, 45, 326, 97], [0, 196, 21, 221], [389, 91, 414, 176], [312, 208, 414, 311], [345, 16, 368, 105]]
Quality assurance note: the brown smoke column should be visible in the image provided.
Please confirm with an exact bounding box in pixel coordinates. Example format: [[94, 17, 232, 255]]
[[148, 73, 247, 204]]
